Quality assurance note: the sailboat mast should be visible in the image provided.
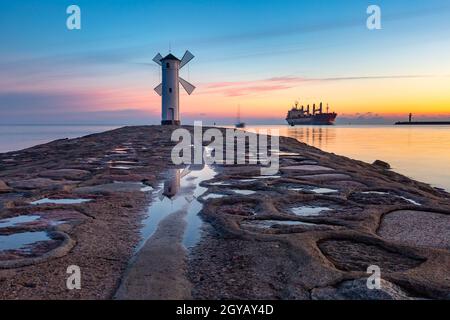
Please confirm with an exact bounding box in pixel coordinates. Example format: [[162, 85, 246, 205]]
[[237, 104, 241, 123]]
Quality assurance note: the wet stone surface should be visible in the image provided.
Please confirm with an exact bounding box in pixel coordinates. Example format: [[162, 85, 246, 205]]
[[215, 200, 258, 217], [378, 210, 450, 250], [0, 193, 25, 210], [349, 191, 421, 206], [239, 219, 332, 234], [318, 240, 425, 272], [282, 165, 335, 172], [0, 126, 449, 300], [296, 173, 352, 181], [311, 278, 416, 300]]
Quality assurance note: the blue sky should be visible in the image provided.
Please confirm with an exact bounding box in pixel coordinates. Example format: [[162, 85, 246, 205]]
[[1, 0, 449, 124]]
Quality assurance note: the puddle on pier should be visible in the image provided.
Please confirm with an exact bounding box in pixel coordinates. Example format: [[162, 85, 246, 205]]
[[253, 175, 281, 179], [109, 147, 134, 155], [0, 215, 40, 229], [241, 219, 316, 230], [201, 189, 256, 200], [107, 160, 139, 165], [208, 181, 232, 186], [398, 196, 421, 206], [137, 164, 217, 252], [0, 231, 51, 251], [237, 179, 257, 183], [362, 191, 421, 206], [291, 206, 332, 216], [31, 198, 91, 205], [280, 183, 338, 194], [272, 151, 301, 157], [362, 191, 389, 195], [232, 189, 256, 195], [140, 186, 154, 192], [202, 193, 227, 200], [311, 188, 338, 194], [290, 187, 338, 194]]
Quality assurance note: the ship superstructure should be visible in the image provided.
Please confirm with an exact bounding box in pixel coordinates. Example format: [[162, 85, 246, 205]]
[[286, 102, 337, 126]]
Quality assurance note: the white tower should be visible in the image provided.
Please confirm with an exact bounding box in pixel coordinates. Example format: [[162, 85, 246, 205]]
[[153, 51, 195, 125]]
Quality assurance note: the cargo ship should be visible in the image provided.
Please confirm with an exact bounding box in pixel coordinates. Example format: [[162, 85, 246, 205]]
[[286, 102, 337, 126]]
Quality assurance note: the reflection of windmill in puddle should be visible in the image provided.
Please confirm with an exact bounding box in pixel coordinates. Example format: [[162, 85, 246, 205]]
[[157, 163, 206, 202], [162, 169, 183, 199]]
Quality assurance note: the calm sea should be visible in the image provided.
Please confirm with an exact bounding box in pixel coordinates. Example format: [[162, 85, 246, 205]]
[[244, 125, 450, 192], [0, 125, 121, 153], [1, 124, 449, 191]]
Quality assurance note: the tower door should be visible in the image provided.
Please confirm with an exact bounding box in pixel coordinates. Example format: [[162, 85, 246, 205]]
[[168, 107, 174, 120]]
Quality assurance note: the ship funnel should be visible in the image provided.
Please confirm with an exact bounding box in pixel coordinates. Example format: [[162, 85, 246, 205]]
[[320, 102, 323, 114]]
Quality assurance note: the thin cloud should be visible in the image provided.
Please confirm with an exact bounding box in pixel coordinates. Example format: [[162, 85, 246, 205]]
[[201, 74, 438, 96], [320, 75, 439, 81], [222, 84, 293, 97], [185, 5, 450, 46]]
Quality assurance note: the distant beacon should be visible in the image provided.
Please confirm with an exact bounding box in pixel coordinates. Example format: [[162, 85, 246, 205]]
[[153, 50, 195, 125]]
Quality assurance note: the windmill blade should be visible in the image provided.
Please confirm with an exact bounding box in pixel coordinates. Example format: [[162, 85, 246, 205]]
[[179, 77, 196, 95], [180, 50, 194, 69], [154, 83, 163, 96], [153, 53, 163, 66]]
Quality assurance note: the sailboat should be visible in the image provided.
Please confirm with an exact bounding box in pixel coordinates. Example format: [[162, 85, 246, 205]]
[[235, 104, 246, 128]]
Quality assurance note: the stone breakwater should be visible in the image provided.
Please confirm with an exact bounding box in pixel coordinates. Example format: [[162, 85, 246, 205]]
[[0, 125, 449, 300]]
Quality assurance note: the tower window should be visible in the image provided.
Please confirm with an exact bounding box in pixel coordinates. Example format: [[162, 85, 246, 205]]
[[169, 88, 172, 93], [166, 63, 170, 68]]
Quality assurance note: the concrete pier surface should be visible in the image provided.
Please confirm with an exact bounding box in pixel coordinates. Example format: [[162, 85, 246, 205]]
[[0, 126, 449, 300]]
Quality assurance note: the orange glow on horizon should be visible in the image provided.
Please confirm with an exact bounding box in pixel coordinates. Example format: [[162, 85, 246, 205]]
[[80, 76, 450, 120], [179, 76, 450, 119]]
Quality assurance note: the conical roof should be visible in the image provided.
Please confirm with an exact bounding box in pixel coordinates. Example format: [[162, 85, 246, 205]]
[[161, 53, 181, 61]]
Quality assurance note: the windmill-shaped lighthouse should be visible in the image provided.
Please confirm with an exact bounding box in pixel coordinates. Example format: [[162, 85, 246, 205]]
[[153, 51, 195, 125]]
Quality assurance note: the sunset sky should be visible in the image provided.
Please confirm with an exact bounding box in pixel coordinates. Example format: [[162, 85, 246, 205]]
[[1, 0, 449, 124]]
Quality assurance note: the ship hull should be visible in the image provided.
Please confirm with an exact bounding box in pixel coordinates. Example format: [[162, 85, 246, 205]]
[[286, 113, 337, 126]]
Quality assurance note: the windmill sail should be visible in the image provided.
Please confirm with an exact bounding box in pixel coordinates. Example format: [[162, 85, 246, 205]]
[[154, 83, 163, 96], [180, 50, 194, 69], [152, 53, 163, 66], [179, 77, 196, 95]]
